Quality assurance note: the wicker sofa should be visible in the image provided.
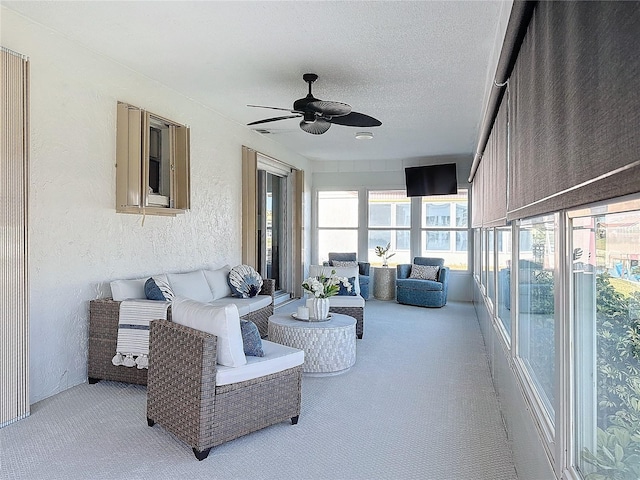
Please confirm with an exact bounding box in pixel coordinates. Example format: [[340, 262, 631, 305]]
[[146, 317, 303, 460], [88, 270, 275, 386]]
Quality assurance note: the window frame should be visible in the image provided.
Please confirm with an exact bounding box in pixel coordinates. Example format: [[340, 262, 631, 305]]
[[366, 190, 412, 266], [116, 102, 190, 216], [419, 189, 470, 272]]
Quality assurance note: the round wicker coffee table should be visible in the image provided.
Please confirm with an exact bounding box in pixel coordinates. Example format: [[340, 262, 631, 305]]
[[268, 313, 356, 376]]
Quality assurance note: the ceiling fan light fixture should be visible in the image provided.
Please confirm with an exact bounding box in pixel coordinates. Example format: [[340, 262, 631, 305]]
[[300, 118, 331, 135], [355, 131, 374, 140]]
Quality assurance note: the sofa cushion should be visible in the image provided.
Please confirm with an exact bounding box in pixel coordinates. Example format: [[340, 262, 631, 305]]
[[409, 264, 439, 281], [228, 264, 263, 298], [308, 265, 360, 295], [203, 265, 232, 300], [110, 278, 147, 301], [170, 297, 246, 367], [337, 276, 357, 296], [240, 319, 264, 357], [167, 270, 214, 303], [210, 294, 272, 317], [216, 340, 304, 386]]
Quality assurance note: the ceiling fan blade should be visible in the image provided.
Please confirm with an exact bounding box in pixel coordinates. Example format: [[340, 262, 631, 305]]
[[307, 100, 352, 117], [247, 104, 298, 113], [299, 118, 331, 135], [247, 114, 301, 126], [328, 111, 382, 127]]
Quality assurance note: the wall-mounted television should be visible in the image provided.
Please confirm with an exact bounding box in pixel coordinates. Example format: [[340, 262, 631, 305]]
[[404, 163, 458, 197]]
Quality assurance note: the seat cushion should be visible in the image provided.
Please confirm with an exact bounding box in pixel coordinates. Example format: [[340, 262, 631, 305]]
[[396, 278, 443, 291], [216, 340, 304, 386], [210, 294, 272, 317]]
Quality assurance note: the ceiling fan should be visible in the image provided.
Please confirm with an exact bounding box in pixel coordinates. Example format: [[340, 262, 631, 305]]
[[247, 73, 382, 135]]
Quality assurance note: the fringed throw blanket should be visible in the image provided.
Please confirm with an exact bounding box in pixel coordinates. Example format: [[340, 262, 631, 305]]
[[112, 299, 170, 369]]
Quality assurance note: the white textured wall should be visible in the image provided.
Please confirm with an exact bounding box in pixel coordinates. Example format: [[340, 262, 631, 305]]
[[2, 7, 312, 404]]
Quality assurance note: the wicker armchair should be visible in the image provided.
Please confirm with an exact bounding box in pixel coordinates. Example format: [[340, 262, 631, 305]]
[[326, 252, 371, 300], [146, 319, 302, 460]]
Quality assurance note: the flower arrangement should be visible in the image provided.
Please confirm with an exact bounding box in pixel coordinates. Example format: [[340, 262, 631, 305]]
[[375, 242, 396, 266], [302, 269, 352, 298]]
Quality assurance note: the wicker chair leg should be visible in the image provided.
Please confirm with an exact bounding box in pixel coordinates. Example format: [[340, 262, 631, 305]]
[[291, 415, 299, 425], [147, 417, 155, 427], [88, 377, 100, 384], [193, 448, 211, 461]]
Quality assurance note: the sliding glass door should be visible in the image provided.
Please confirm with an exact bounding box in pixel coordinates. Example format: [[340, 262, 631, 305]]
[[257, 170, 286, 292]]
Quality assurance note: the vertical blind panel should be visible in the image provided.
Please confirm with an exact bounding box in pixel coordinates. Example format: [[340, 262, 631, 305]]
[[1, 48, 30, 427], [484, 96, 508, 227], [508, 1, 640, 221]]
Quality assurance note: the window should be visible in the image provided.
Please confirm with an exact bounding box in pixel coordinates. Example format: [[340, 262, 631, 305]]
[[317, 191, 358, 263], [496, 227, 512, 338], [367, 190, 411, 265], [487, 229, 495, 308], [474, 228, 482, 282], [571, 201, 640, 479], [421, 190, 469, 270], [116, 102, 190, 215], [517, 215, 556, 422]]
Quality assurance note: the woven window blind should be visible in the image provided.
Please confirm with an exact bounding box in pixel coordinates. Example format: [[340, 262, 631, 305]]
[[1, 47, 30, 427], [508, 1, 640, 220], [483, 96, 508, 227]]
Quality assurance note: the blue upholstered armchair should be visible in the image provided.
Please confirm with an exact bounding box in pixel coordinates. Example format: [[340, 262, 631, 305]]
[[396, 257, 449, 308], [325, 252, 370, 300]]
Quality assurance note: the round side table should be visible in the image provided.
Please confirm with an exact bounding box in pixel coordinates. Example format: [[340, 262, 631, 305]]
[[373, 267, 396, 300], [268, 313, 356, 375]]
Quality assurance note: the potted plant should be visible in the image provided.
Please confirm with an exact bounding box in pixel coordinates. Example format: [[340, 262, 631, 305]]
[[375, 242, 396, 267], [301, 269, 351, 320]]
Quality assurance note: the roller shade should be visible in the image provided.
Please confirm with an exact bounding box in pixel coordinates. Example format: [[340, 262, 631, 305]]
[[508, 1, 640, 221], [483, 95, 508, 227], [471, 158, 484, 228]]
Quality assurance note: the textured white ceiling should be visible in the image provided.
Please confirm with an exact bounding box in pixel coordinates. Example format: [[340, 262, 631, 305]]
[[4, 0, 512, 162]]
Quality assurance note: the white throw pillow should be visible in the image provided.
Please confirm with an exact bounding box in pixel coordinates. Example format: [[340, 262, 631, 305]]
[[308, 265, 360, 295], [203, 265, 232, 300], [409, 264, 440, 281], [171, 297, 247, 367], [110, 278, 147, 301], [166, 270, 214, 303]]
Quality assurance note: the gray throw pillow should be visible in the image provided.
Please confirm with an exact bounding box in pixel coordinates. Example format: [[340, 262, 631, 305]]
[[332, 260, 358, 268], [240, 319, 264, 357], [409, 264, 439, 281]]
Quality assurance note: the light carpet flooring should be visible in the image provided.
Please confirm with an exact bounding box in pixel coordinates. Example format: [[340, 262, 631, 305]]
[[0, 300, 517, 480]]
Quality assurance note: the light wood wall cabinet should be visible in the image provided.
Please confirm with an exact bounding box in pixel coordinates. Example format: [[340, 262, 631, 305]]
[[116, 102, 190, 216]]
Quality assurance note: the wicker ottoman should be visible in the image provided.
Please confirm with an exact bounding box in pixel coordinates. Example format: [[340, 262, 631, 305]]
[[268, 313, 356, 375]]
